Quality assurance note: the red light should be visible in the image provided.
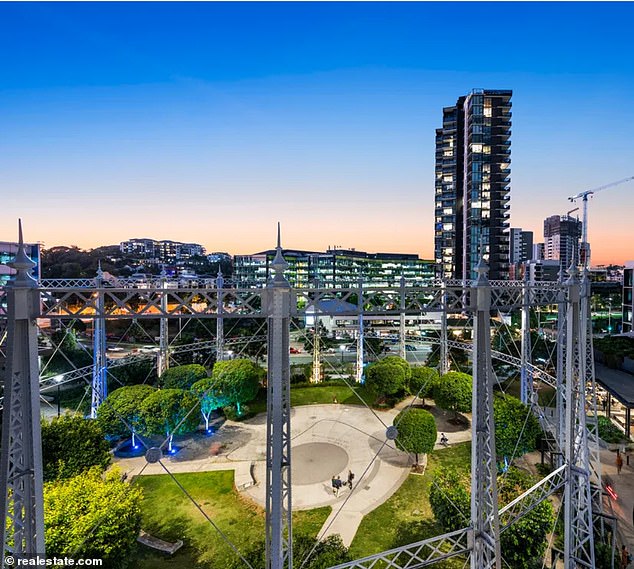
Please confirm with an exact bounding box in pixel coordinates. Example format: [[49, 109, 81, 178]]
[[606, 485, 618, 500]]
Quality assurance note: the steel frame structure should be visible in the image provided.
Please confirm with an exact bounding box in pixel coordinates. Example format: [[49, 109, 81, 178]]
[[0, 229, 600, 569]]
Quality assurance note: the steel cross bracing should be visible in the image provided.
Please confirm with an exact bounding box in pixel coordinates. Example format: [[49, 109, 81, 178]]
[[0, 233, 600, 569]]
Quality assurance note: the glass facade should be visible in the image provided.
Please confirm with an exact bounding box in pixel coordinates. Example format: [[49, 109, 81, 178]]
[[435, 89, 512, 280], [234, 249, 434, 288]]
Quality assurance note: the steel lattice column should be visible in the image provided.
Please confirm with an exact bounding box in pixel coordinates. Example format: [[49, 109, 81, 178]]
[[398, 275, 406, 361], [470, 259, 501, 569], [0, 224, 45, 563], [580, 269, 603, 511], [440, 280, 450, 376], [157, 269, 169, 376], [265, 230, 293, 569], [356, 278, 364, 384], [520, 271, 533, 405], [556, 268, 567, 459], [312, 313, 322, 384], [216, 271, 225, 362], [563, 267, 595, 569], [90, 267, 107, 419]]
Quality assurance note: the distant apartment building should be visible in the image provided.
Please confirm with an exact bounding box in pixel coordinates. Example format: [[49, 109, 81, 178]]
[[533, 243, 545, 261], [623, 262, 633, 333], [509, 228, 533, 264], [234, 248, 434, 288], [520, 259, 560, 282], [120, 238, 205, 263], [543, 215, 582, 271], [434, 89, 512, 280]]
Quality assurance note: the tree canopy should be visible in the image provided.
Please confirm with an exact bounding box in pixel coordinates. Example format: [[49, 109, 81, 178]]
[[191, 376, 231, 430], [212, 359, 264, 415], [139, 388, 200, 437], [408, 366, 439, 402], [380, 355, 412, 382], [493, 395, 542, 460], [97, 384, 157, 439], [159, 363, 208, 390], [430, 466, 554, 568], [433, 371, 472, 418], [393, 408, 437, 464], [41, 414, 110, 482], [228, 534, 351, 569], [44, 467, 142, 568], [364, 361, 406, 400]]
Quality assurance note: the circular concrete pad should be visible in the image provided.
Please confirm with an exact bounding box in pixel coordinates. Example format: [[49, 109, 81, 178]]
[[291, 443, 349, 485]]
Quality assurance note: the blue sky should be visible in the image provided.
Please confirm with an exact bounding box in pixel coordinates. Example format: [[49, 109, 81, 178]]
[[1, 2, 633, 263]]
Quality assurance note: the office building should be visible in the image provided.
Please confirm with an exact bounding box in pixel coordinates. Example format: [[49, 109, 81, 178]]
[[434, 89, 512, 280], [234, 248, 434, 288], [623, 262, 633, 333], [543, 215, 582, 271]]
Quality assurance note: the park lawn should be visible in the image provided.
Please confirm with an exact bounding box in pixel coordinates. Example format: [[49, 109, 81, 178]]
[[248, 383, 379, 416], [134, 470, 330, 569], [349, 442, 471, 566]]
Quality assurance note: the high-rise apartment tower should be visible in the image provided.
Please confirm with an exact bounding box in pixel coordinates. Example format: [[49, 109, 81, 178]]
[[543, 214, 582, 271], [434, 89, 512, 280]]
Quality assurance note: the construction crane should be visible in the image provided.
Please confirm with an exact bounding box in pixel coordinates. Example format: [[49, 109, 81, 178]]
[[568, 175, 634, 269]]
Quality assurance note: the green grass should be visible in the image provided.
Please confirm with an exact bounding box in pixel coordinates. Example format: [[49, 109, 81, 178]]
[[247, 383, 381, 417], [350, 442, 471, 567], [133, 470, 330, 569]]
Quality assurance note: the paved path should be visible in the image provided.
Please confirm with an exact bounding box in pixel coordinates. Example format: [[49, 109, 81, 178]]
[[113, 399, 472, 547]]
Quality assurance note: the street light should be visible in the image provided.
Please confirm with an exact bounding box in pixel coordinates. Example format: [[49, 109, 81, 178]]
[[54, 375, 63, 417]]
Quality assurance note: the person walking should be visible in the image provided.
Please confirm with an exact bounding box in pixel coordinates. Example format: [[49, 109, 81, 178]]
[[334, 476, 342, 497], [331, 475, 337, 496], [620, 544, 629, 569], [347, 470, 355, 490], [617, 451, 624, 475]]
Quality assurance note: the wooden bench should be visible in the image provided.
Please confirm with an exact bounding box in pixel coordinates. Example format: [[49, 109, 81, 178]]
[[137, 530, 183, 555]]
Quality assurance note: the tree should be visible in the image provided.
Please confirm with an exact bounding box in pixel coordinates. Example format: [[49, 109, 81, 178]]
[[44, 467, 142, 568], [228, 534, 351, 569], [212, 359, 264, 416], [364, 361, 406, 401], [493, 395, 542, 460], [380, 355, 412, 383], [191, 376, 231, 430], [393, 408, 437, 464], [41, 414, 110, 482], [108, 358, 157, 387], [430, 466, 554, 568], [159, 363, 208, 390], [408, 366, 439, 404], [96, 384, 156, 441], [433, 371, 472, 419], [139, 388, 200, 450]]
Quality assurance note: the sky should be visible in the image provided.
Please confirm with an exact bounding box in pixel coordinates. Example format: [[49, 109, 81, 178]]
[[1, 2, 633, 265]]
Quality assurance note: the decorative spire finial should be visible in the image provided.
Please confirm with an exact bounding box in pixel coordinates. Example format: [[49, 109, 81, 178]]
[[474, 255, 489, 286], [270, 222, 289, 285], [9, 219, 37, 287]]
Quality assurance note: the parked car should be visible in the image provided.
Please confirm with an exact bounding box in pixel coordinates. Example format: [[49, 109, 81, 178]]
[[290, 347, 301, 354]]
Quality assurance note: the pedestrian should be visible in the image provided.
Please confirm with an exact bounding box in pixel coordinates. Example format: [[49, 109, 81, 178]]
[[334, 476, 342, 497], [617, 451, 624, 475], [331, 475, 337, 496], [347, 470, 355, 490], [620, 544, 629, 569]]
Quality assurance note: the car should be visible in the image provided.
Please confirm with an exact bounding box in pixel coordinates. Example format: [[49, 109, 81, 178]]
[[405, 344, 417, 351], [290, 347, 301, 354], [140, 346, 160, 353], [107, 346, 124, 352]]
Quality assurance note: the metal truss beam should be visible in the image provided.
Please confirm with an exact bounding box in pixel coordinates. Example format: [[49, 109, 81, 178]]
[[326, 527, 471, 569]]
